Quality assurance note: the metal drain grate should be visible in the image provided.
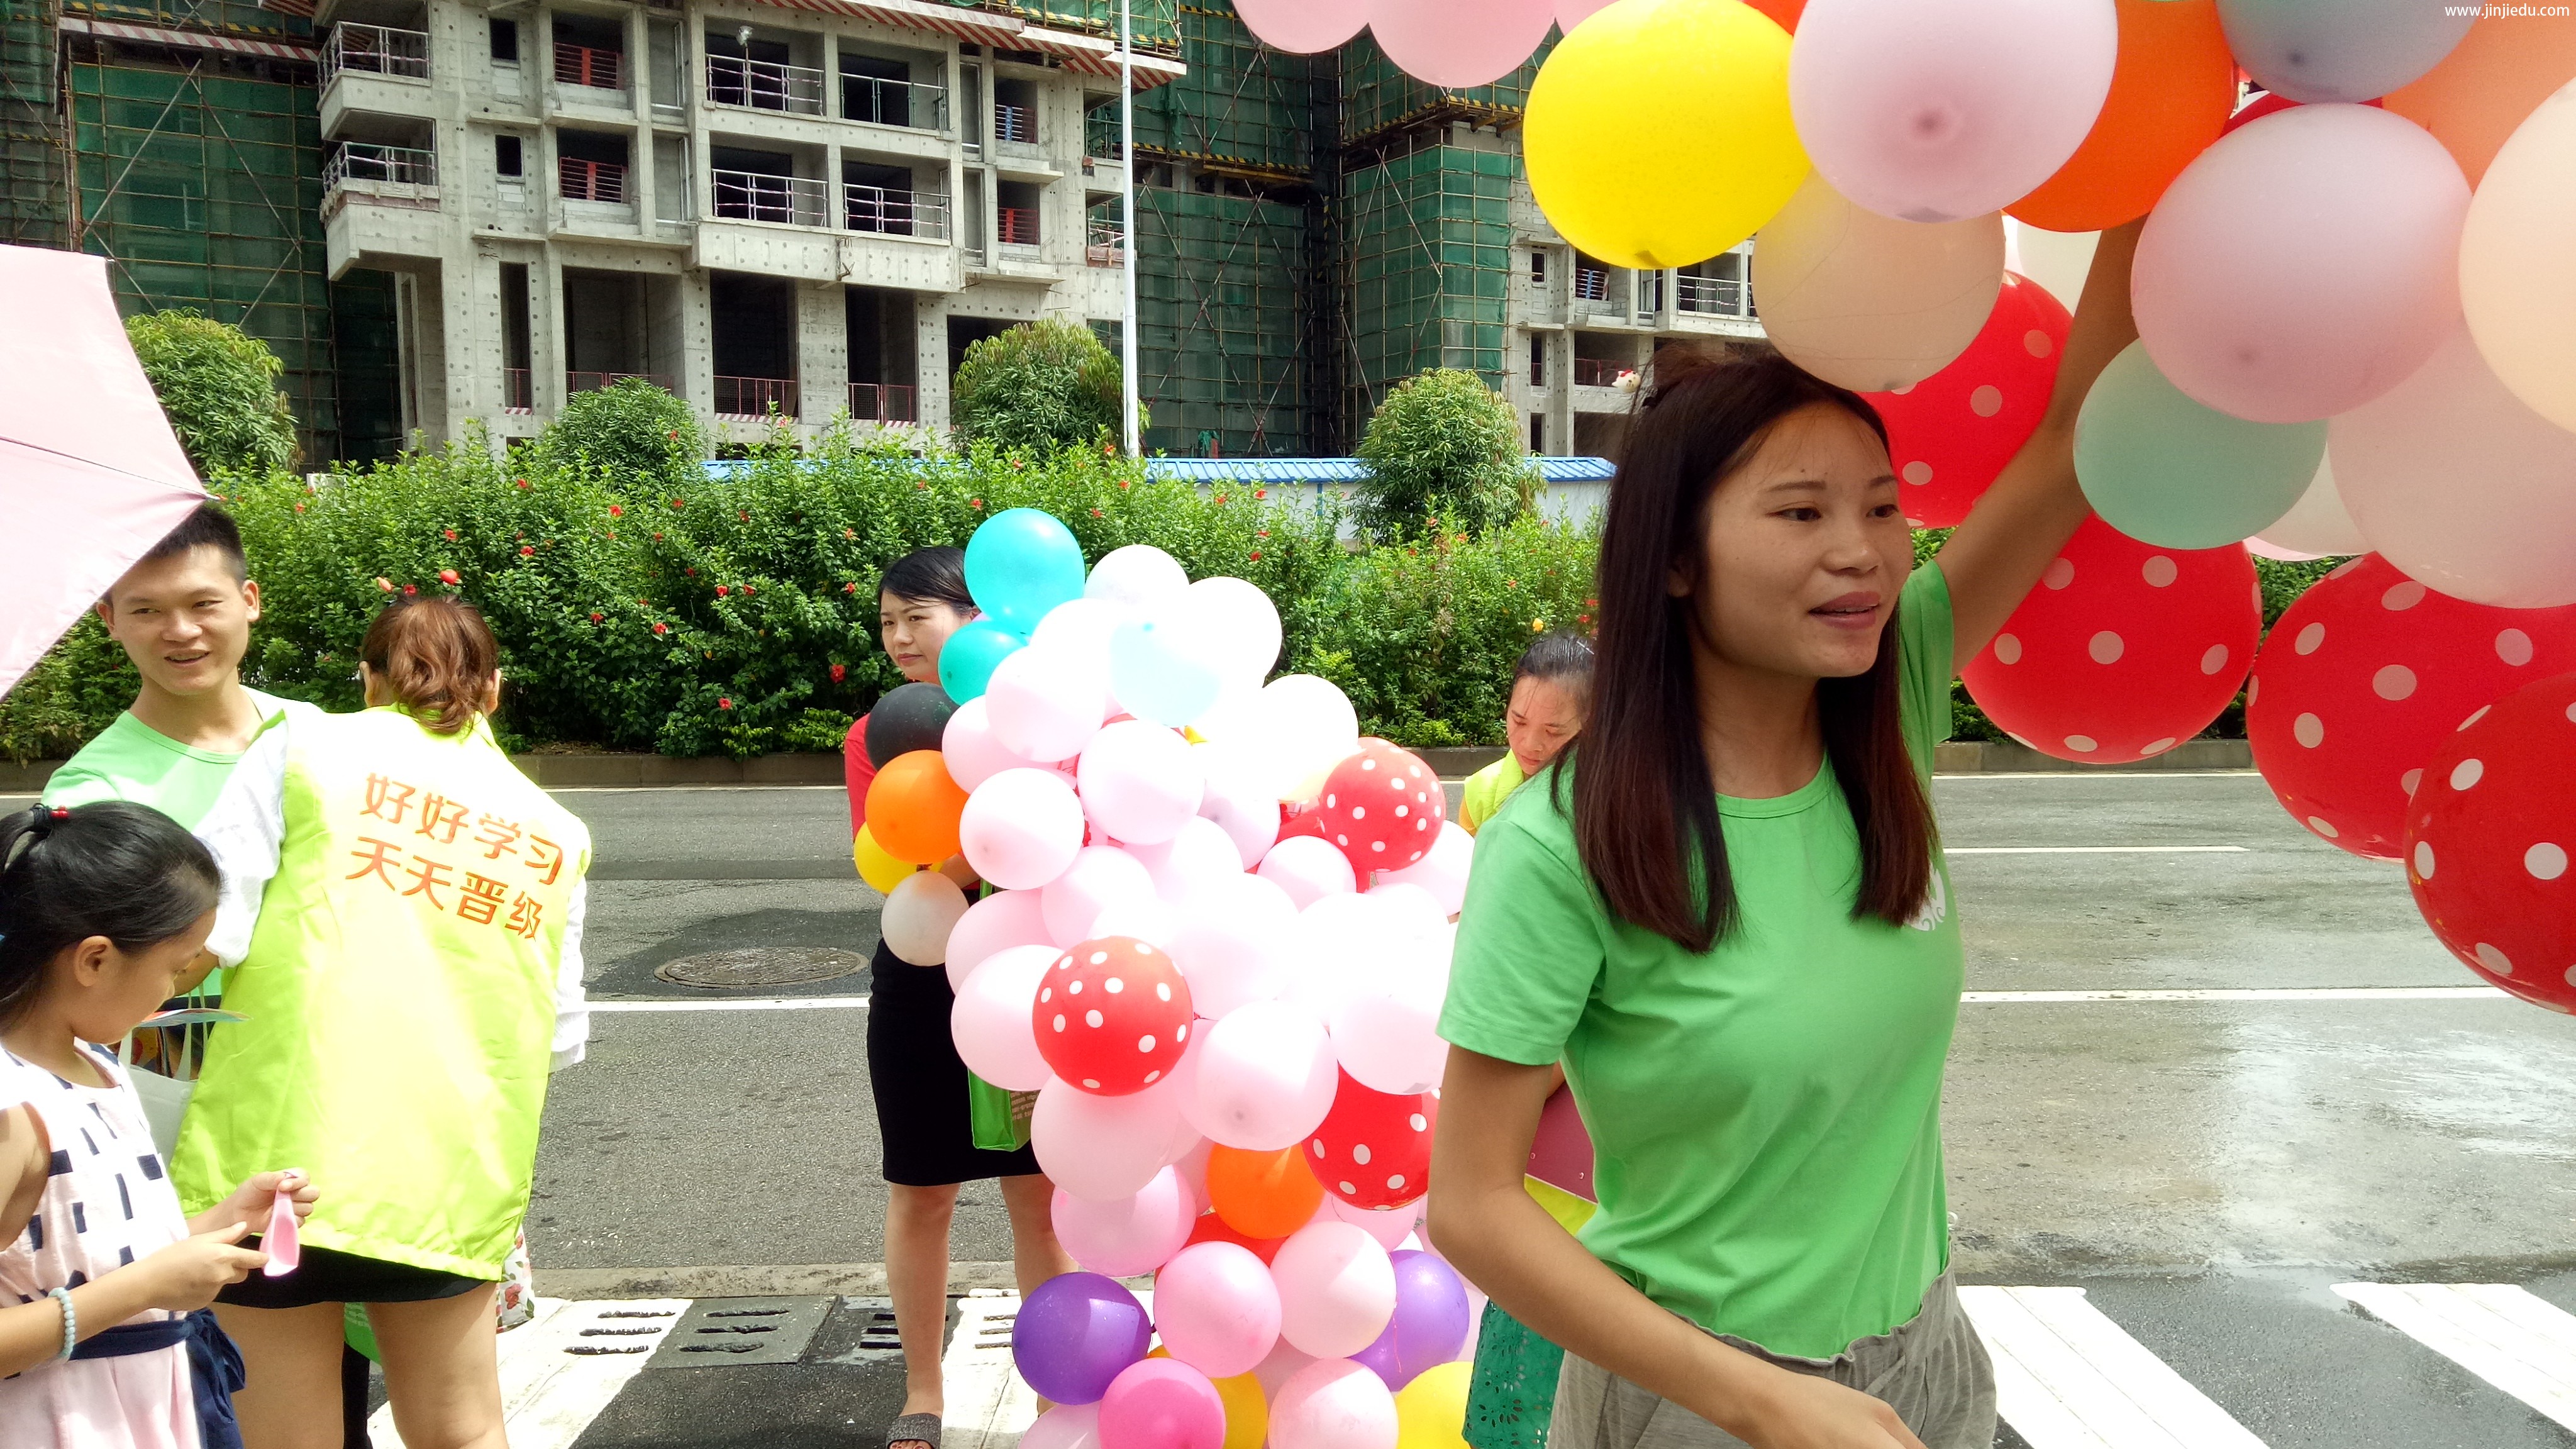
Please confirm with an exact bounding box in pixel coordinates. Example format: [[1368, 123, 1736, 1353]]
[[654, 947, 869, 989], [561, 1304, 679, 1356], [645, 1296, 831, 1368]]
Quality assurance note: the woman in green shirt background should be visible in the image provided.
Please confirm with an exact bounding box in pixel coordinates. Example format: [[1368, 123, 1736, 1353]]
[[1430, 221, 2143, 1449]]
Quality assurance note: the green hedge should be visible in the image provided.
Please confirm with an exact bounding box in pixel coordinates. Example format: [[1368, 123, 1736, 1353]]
[[0, 440, 2333, 762]]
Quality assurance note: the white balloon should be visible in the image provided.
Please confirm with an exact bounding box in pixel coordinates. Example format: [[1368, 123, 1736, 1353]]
[[1195, 740, 1284, 864], [1033, 1073, 1187, 1202], [942, 696, 1037, 794], [1109, 611, 1228, 729], [1029, 597, 1133, 683], [1325, 1192, 1422, 1252], [1169, 872, 1301, 1018], [1382, 822, 1474, 917], [1086, 892, 1180, 950], [1085, 543, 1191, 612], [1186, 576, 1284, 692], [880, 871, 969, 965], [985, 644, 1109, 763], [1182, 1000, 1337, 1150], [945, 888, 1052, 993], [1258, 835, 1357, 911], [1128, 817, 1245, 906], [1270, 1222, 1397, 1360], [958, 767, 1087, 891], [951, 943, 1060, 1091], [1257, 676, 1362, 796], [1042, 846, 1157, 947], [1077, 720, 1205, 845], [1330, 941, 1451, 1097], [2247, 455, 2366, 561]]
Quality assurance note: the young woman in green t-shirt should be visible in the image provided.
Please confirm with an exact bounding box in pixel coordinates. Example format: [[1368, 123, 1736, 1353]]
[[1431, 223, 2142, 1449]]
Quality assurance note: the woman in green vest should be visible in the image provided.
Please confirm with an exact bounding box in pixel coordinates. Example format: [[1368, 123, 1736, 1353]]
[[182, 595, 594, 1449], [1431, 225, 2141, 1449], [1458, 632, 1594, 838]]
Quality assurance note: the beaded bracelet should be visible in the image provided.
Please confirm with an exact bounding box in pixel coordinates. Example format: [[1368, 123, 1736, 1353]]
[[47, 1287, 74, 1361]]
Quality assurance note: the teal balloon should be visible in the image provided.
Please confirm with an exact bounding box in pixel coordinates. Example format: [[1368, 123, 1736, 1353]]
[[938, 620, 1024, 703], [965, 508, 1086, 633], [2075, 342, 2326, 550], [1108, 618, 1221, 728]]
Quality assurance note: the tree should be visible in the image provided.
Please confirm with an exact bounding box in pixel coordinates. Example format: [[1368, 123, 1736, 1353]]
[[125, 310, 301, 476], [1352, 368, 1535, 539], [951, 319, 1137, 453], [540, 378, 703, 485]]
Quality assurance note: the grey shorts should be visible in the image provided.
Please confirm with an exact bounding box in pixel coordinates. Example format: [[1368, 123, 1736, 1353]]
[[1548, 1273, 1997, 1449]]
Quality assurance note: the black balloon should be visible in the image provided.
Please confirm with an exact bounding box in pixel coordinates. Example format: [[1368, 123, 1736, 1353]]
[[865, 682, 958, 769]]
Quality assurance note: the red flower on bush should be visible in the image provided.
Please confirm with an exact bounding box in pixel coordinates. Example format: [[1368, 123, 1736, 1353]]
[[293, 502, 305, 513], [519, 546, 535, 557], [1090, 508, 1104, 518], [1119, 479, 1131, 490], [1254, 489, 1268, 500], [969, 497, 983, 509], [742, 585, 755, 596], [375, 577, 394, 592], [830, 663, 847, 683], [715, 584, 730, 597], [842, 528, 856, 540], [439, 569, 460, 585], [1585, 597, 1599, 608], [1214, 494, 1228, 506], [402, 584, 419, 596], [1248, 551, 1262, 562], [609, 504, 625, 518], [589, 612, 604, 623], [653, 531, 665, 541], [686, 567, 698, 577], [443, 528, 458, 541], [843, 582, 858, 594], [514, 478, 531, 490], [670, 498, 686, 510], [1257, 530, 1270, 538], [738, 510, 750, 523], [652, 622, 669, 635], [718, 697, 734, 711]]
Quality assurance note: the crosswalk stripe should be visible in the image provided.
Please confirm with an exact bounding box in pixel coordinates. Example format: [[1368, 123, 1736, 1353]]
[[2336, 1282, 2576, 1432], [940, 1291, 1040, 1448], [1960, 1286, 2268, 1449], [364, 1296, 690, 1449]]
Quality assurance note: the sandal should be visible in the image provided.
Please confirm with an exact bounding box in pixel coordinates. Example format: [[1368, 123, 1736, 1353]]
[[886, 1411, 941, 1448]]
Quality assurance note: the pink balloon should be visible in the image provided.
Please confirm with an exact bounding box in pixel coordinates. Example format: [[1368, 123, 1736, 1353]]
[[1270, 1222, 1398, 1359], [962, 768, 1087, 891], [1053, 1167, 1198, 1278], [2134, 103, 2468, 424], [1171, 1134, 1216, 1214], [1079, 721, 1205, 846], [1035, 1075, 1187, 1202], [1553, 0, 1615, 31], [1127, 818, 1245, 906], [946, 888, 1051, 992], [943, 696, 1035, 793], [1182, 1001, 1338, 1150], [987, 645, 1109, 763], [1194, 745, 1282, 865], [952, 944, 1059, 1091], [1154, 1241, 1285, 1379], [1257, 835, 1357, 911], [1326, 1193, 1422, 1252], [1370, 0, 1553, 89], [1099, 1358, 1228, 1449], [1022, 1402, 1102, 1449], [1043, 846, 1156, 946], [1234, 0, 1368, 53], [2331, 325, 2576, 609], [1169, 874, 1301, 1018], [1379, 822, 1471, 916], [1790, 0, 2118, 224], [1269, 1358, 1399, 1449]]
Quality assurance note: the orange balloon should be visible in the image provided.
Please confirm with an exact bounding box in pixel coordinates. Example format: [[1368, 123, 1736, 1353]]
[[863, 750, 969, 865], [1206, 1144, 1323, 1241], [2008, 0, 2235, 232], [2385, 12, 2576, 187], [1744, 0, 1804, 31]]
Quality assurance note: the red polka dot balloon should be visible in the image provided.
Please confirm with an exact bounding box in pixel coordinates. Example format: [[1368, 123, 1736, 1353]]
[[2403, 672, 2576, 1013], [1863, 272, 2070, 529], [2249, 555, 2576, 860], [1317, 742, 1445, 875], [1033, 936, 1193, 1096], [1307, 1070, 1436, 1210], [1962, 516, 2260, 764]]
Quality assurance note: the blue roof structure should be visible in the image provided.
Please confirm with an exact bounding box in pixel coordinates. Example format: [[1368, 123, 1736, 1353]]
[[1143, 457, 1616, 484]]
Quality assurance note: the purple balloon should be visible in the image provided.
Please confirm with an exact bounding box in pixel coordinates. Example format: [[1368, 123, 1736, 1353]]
[[1350, 1251, 1474, 1391], [1013, 1272, 1151, 1406], [1350, 1319, 1407, 1389]]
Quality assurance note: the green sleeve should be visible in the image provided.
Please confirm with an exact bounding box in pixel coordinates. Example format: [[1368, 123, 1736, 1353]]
[[1440, 802, 1607, 1068], [1897, 562, 1957, 769], [37, 760, 116, 809]]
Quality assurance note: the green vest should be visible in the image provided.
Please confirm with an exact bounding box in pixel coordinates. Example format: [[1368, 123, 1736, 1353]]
[[172, 708, 591, 1279]]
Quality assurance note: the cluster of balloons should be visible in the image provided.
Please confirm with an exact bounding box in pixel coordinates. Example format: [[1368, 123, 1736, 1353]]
[[856, 508, 1485, 1449]]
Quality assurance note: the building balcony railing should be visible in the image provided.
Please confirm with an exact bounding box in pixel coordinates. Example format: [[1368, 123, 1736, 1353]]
[[992, 101, 1035, 145], [554, 42, 623, 91], [567, 371, 671, 396], [558, 156, 626, 203], [1084, 113, 1123, 160], [710, 169, 825, 227], [321, 23, 429, 85], [1676, 273, 1753, 319], [502, 367, 532, 413], [997, 204, 1038, 247], [1085, 219, 1124, 267], [1571, 357, 1628, 389], [706, 54, 824, 116], [845, 74, 947, 131], [715, 375, 797, 418], [845, 184, 950, 240], [323, 142, 437, 197], [850, 382, 918, 423]]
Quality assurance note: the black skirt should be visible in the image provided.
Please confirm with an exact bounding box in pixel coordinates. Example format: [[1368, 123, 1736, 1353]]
[[866, 940, 1044, 1187]]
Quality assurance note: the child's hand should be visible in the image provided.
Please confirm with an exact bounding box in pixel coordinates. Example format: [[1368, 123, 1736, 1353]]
[[133, 1221, 267, 1312], [199, 1169, 314, 1236]]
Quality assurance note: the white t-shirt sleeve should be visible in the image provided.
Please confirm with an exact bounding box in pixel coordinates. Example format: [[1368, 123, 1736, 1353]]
[[196, 713, 293, 969], [550, 879, 591, 1072]]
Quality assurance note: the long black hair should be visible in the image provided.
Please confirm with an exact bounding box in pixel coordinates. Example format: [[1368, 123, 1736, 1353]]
[[1567, 343, 1935, 953], [0, 802, 221, 1026]]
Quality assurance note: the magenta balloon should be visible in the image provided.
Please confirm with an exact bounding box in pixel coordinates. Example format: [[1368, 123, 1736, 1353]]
[[1099, 1358, 1228, 1449], [1013, 1273, 1152, 1406], [1233, 0, 1370, 53], [1372, 0, 1555, 89], [2133, 104, 2468, 425], [1789, 0, 2117, 223]]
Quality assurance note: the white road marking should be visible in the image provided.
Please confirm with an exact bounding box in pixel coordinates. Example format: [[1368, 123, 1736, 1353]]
[[2336, 1282, 2576, 1433], [365, 1297, 688, 1449], [941, 1291, 1038, 1449], [1963, 987, 2504, 1003], [591, 996, 872, 1013], [1945, 845, 2250, 855], [1962, 1285, 2268, 1449]]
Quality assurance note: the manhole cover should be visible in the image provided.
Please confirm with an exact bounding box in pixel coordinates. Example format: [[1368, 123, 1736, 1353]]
[[654, 947, 868, 989], [645, 1296, 831, 1369]]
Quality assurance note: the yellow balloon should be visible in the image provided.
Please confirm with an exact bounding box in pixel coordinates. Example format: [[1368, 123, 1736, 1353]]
[[1526, 0, 1809, 269], [852, 825, 919, 894], [1214, 1370, 1269, 1449], [1394, 1360, 1474, 1449]]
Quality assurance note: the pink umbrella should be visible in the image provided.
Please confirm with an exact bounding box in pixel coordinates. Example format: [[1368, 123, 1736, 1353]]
[[0, 245, 206, 696]]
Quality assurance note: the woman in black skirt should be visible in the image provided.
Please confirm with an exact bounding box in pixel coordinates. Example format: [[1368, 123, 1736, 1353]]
[[843, 548, 1073, 1449]]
